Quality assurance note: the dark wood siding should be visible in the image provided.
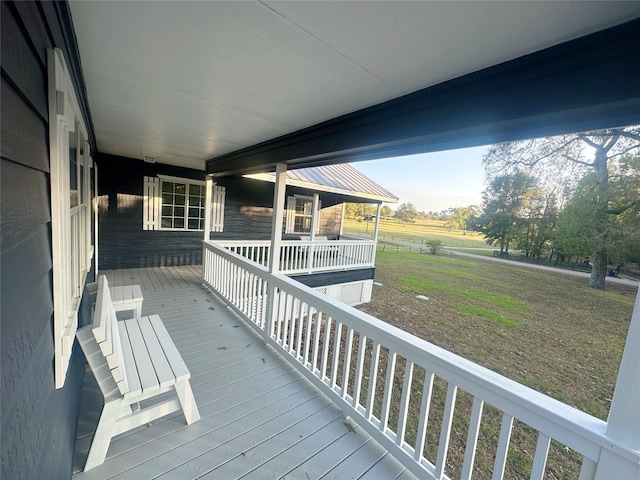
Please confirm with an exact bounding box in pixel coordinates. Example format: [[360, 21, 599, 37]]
[[209, 178, 345, 241], [1, 2, 95, 478], [99, 159, 347, 268], [97, 153, 207, 269]]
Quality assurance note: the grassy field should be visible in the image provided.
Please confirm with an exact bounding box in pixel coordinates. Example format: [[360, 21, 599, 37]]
[[355, 247, 637, 478], [343, 217, 488, 248]]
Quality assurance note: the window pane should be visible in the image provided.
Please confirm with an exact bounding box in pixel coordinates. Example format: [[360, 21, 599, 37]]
[[162, 193, 173, 204], [189, 195, 200, 206], [174, 218, 184, 228], [175, 194, 185, 206], [79, 164, 85, 205], [174, 206, 184, 217], [162, 182, 173, 193], [161, 218, 172, 228], [188, 207, 199, 218], [175, 183, 186, 195], [162, 206, 172, 216], [69, 131, 78, 208], [189, 184, 200, 195], [188, 219, 199, 230]]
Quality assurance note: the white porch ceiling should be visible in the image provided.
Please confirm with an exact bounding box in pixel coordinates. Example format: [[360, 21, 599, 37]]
[[69, 1, 640, 171]]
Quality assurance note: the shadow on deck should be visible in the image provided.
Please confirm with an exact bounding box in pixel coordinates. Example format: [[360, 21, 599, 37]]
[[72, 265, 414, 479]]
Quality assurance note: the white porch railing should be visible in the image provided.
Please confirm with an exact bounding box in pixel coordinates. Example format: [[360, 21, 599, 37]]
[[213, 238, 376, 275], [202, 241, 639, 479]]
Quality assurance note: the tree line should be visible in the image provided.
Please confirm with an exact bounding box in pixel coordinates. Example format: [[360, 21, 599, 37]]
[[344, 201, 474, 225], [471, 126, 640, 289]]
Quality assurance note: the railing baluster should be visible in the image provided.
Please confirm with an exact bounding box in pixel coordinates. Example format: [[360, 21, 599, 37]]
[[352, 334, 367, 409], [341, 328, 355, 399], [435, 384, 458, 479], [414, 371, 435, 462], [330, 322, 343, 389], [247, 273, 255, 320], [461, 397, 485, 480], [492, 413, 515, 480], [530, 433, 551, 480], [396, 361, 414, 447], [380, 351, 397, 434], [303, 306, 314, 367], [312, 311, 323, 374], [320, 316, 333, 381], [295, 302, 306, 360], [366, 342, 381, 421], [283, 293, 293, 348], [274, 290, 283, 342], [288, 296, 298, 353]]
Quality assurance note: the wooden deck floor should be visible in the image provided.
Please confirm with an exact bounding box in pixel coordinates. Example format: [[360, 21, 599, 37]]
[[73, 265, 416, 480]]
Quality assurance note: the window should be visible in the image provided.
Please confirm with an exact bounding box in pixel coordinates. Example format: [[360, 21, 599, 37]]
[[294, 196, 313, 233], [144, 176, 225, 232], [48, 48, 95, 388], [286, 195, 320, 234], [161, 180, 206, 230]]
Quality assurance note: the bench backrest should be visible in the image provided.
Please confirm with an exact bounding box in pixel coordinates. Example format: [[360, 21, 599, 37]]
[[93, 275, 130, 395]]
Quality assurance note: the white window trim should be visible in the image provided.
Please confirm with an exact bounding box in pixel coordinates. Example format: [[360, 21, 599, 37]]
[[285, 195, 320, 234], [143, 175, 225, 232], [48, 48, 93, 388]]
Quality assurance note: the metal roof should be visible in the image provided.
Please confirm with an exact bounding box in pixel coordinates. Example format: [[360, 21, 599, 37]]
[[244, 163, 398, 203]]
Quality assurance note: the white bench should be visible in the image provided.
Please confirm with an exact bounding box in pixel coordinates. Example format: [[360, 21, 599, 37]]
[[110, 284, 143, 317], [76, 275, 200, 471]]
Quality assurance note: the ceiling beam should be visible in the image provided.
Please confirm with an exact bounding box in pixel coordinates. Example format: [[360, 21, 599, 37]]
[[207, 19, 640, 176]]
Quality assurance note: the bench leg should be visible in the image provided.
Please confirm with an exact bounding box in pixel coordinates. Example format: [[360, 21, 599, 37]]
[[175, 380, 200, 424], [84, 397, 125, 471]]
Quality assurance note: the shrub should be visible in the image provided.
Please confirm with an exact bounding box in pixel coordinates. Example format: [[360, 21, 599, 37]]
[[425, 239, 443, 255]]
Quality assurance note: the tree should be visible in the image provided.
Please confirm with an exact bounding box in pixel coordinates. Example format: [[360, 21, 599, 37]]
[[395, 202, 419, 223], [380, 205, 393, 218], [483, 127, 640, 289], [475, 173, 538, 254], [344, 203, 375, 219], [445, 206, 479, 234], [554, 160, 640, 269]]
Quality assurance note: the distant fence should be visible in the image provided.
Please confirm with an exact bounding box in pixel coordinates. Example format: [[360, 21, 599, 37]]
[[492, 251, 592, 273]]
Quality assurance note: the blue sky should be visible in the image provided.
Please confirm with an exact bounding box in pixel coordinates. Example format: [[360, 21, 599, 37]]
[[354, 145, 488, 212]]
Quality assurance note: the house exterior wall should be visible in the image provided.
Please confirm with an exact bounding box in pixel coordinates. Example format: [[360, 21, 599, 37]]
[[97, 153, 207, 269], [1, 2, 94, 478], [98, 158, 348, 269]]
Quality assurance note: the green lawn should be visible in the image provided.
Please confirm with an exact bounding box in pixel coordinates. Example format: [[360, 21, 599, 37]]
[[356, 247, 637, 479], [343, 217, 488, 248]]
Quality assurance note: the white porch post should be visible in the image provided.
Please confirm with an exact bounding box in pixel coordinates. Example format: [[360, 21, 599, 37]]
[[339, 203, 346, 236], [310, 193, 320, 241], [266, 164, 287, 342], [373, 203, 382, 241], [306, 193, 320, 272], [268, 163, 287, 273], [204, 175, 213, 241], [593, 288, 640, 478]]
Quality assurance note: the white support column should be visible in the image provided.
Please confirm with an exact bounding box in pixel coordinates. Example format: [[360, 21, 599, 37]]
[[310, 193, 320, 241], [266, 164, 287, 344], [307, 193, 320, 272], [373, 203, 382, 241], [594, 288, 640, 478], [339, 203, 346, 236], [268, 163, 287, 273], [204, 175, 213, 241]]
